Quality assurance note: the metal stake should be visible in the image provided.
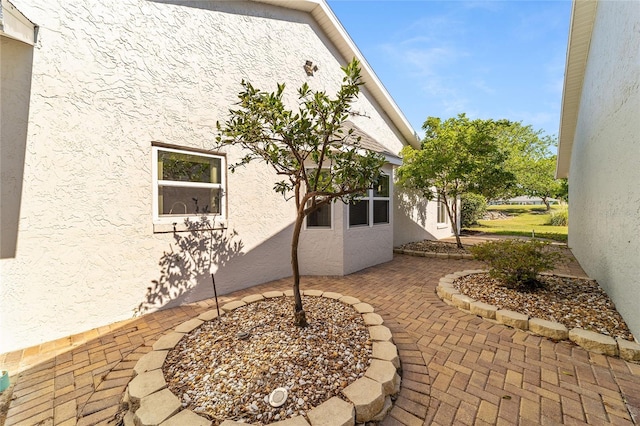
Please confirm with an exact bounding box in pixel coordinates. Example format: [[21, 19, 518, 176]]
[[211, 272, 221, 321]]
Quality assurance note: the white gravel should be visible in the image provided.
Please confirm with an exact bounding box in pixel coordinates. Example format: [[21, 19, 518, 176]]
[[455, 273, 635, 341], [163, 296, 371, 425]]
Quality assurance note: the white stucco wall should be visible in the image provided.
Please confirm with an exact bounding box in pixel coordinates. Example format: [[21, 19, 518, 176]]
[[568, 0, 640, 340], [0, 0, 424, 353], [393, 188, 455, 246]]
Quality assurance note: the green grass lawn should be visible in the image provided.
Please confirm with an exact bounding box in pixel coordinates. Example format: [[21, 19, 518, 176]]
[[466, 204, 568, 242]]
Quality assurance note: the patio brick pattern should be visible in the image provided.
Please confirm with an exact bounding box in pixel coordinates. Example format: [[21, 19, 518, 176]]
[[1, 252, 639, 425]]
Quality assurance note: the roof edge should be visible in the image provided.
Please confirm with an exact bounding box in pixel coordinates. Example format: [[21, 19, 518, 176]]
[[1, 0, 37, 45], [252, 0, 420, 149], [556, 0, 598, 178]]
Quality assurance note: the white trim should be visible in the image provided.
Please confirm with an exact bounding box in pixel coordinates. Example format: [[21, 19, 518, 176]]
[[347, 173, 390, 228], [1, 0, 36, 45], [304, 202, 334, 230], [152, 146, 226, 228], [556, 0, 598, 178]]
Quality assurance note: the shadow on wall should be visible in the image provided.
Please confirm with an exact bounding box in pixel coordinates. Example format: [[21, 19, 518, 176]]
[[0, 37, 33, 259], [135, 217, 245, 315], [394, 188, 436, 246]]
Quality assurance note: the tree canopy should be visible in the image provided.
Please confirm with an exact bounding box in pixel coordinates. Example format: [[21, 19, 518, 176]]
[[397, 114, 514, 247], [216, 59, 385, 326], [496, 122, 565, 209]]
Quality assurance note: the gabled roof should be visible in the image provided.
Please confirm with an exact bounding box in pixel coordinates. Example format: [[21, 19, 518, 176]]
[[556, 0, 598, 178], [253, 0, 420, 149]]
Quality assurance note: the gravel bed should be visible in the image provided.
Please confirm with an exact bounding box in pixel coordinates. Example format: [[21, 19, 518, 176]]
[[455, 273, 634, 341], [399, 240, 470, 254], [163, 297, 371, 425]]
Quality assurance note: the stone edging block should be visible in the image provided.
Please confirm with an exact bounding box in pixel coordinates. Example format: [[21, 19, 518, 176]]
[[617, 338, 640, 362], [307, 396, 354, 426], [127, 291, 401, 425], [451, 294, 474, 311], [221, 300, 247, 312], [341, 376, 384, 423], [569, 328, 617, 356], [242, 294, 265, 304], [174, 318, 203, 334], [529, 318, 569, 340], [372, 341, 400, 369], [133, 350, 168, 376], [469, 301, 497, 319], [435, 269, 637, 361], [496, 310, 529, 330], [395, 247, 474, 260]]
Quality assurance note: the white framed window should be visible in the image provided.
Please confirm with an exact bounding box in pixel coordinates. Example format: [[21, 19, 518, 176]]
[[437, 194, 448, 224], [348, 174, 390, 227], [152, 146, 225, 224]]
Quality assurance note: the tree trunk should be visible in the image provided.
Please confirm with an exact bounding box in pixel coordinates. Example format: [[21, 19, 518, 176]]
[[291, 208, 308, 327], [542, 197, 551, 211], [444, 195, 463, 248]]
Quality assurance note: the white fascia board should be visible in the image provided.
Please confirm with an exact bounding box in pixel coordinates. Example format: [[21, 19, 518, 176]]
[[556, 0, 597, 178], [252, 0, 420, 149], [384, 154, 402, 166], [0, 0, 36, 45]]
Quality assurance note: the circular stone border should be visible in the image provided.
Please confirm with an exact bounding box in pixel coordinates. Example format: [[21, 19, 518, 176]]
[[437, 270, 640, 362], [122, 290, 402, 426]]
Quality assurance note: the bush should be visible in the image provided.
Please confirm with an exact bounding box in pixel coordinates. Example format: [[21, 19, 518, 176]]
[[461, 193, 487, 227], [549, 207, 568, 226], [469, 239, 565, 290]]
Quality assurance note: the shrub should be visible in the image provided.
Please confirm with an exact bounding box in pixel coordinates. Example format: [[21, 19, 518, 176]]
[[461, 193, 487, 227], [549, 207, 568, 226], [469, 239, 565, 290]]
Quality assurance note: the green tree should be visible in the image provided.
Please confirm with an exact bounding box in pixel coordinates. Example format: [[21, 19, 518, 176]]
[[496, 123, 565, 210], [397, 114, 514, 248], [517, 155, 564, 210], [216, 59, 385, 327]]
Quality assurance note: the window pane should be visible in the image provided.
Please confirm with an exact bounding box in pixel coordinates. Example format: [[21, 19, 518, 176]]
[[159, 186, 221, 215], [159, 151, 221, 184], [373, 175, 389, 197], [349, 200, 369, 226], [307, 204, 331, 227], [373, 200, 389, 224]]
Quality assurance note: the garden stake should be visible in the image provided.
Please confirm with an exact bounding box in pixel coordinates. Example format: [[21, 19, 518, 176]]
[[211, 272, 221, 321]]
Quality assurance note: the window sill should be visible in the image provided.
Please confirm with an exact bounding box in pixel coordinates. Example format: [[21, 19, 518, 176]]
[[153, 219, 227, 233], [436, 224, 449, 229]]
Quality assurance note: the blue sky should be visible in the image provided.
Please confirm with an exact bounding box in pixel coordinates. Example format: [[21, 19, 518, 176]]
[[326, 1, 572, 139]]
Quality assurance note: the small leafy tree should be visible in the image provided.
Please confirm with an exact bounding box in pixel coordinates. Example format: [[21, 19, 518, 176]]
[[469, 239, 565, 290], [397, 114, 514, 248], [216, 59, 385, 327]]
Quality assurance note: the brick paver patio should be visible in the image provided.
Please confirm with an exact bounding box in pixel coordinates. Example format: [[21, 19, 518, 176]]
[[1, 252, 639, 425]]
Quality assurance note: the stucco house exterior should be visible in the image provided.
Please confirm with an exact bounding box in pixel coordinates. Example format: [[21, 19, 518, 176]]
[[0, 0, 452, 353], [556, 0, 639, 340]]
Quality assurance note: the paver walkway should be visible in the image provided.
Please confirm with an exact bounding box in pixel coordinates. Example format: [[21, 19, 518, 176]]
[[1, 252, 639, 425]]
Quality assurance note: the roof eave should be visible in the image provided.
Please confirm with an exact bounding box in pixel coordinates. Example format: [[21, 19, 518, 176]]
[[0, 0, 37, 45], [252, 0, 420, 149], [556, 0, 598, 178]]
